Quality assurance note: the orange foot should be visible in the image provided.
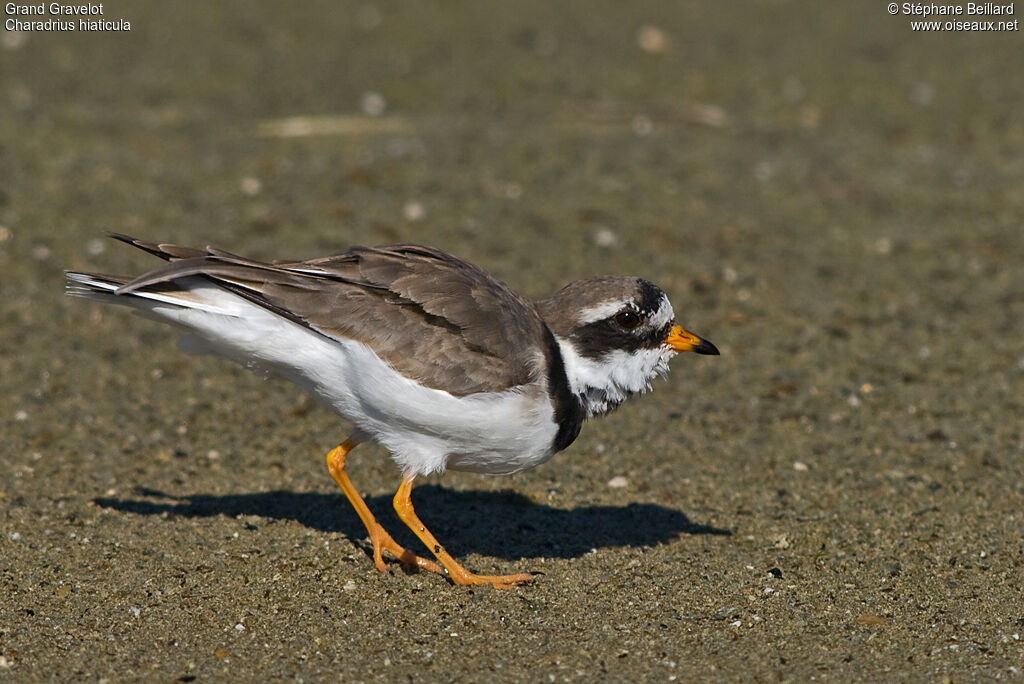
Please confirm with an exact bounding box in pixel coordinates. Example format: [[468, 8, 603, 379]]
[[393, 477, 536, 589], [325, 439, 443, 576], [325, 437, 535, 589]]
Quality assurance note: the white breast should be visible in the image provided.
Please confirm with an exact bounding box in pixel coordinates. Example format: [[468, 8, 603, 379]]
[[554, 335, 676, 417]]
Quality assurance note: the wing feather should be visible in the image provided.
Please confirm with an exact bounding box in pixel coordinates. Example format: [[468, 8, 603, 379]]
[[112, 237, 548, 396]]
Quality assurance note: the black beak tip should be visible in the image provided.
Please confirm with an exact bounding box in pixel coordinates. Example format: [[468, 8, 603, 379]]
[[696, 338, 720, 356]]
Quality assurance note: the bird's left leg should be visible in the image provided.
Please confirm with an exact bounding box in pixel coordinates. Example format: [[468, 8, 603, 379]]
[[325, 437, 443, 575], [392, 476, 535, 589]]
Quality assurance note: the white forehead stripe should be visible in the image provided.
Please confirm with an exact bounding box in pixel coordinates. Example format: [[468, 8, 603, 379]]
[[650, 295, 675, 329]]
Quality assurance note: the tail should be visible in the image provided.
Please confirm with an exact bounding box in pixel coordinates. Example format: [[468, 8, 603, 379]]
[[64, 270, 131, 303], [65, 268, 236, 315], [65, 235, 323, 369], [65, 246, 268, 360]]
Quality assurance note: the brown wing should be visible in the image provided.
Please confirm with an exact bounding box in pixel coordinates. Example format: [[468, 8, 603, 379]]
[[114, 235, 547, 396]]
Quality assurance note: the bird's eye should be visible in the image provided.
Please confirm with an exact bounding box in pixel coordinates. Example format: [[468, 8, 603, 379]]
[[614, 310, 642, 330]]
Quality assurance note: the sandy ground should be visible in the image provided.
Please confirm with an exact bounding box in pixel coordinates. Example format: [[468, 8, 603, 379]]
[[2, 1, 1023, 681]]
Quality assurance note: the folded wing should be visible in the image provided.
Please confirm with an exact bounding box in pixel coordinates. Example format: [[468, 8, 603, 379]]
[[112, 235, 548, 396]]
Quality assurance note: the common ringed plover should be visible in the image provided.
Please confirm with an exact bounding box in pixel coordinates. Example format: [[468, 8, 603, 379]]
[[66, 234, 718, 588]]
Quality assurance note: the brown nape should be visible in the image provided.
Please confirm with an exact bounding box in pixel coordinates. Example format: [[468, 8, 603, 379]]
[[535, 276, 663, 337]]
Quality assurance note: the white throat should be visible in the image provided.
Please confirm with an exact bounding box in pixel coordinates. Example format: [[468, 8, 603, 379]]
[[554, 336, 676, 418]]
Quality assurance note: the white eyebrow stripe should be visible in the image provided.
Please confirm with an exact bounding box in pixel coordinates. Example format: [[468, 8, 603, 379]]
[[578, 293, 675, 328], [576, 300, 630, 325]]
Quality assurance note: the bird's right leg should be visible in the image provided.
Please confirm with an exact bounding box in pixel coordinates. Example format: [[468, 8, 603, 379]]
[[325, 437, 444, 575]]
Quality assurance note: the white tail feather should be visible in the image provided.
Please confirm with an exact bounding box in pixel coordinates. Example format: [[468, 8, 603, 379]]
[[65, 271, 239, 316]]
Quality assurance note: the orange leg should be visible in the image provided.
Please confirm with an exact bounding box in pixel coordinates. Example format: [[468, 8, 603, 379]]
[[325, 438, 443, 575], [393, 476, 535, 589]]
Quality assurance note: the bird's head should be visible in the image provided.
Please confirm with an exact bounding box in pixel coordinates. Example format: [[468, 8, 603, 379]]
[[536, 277, 717, 418]]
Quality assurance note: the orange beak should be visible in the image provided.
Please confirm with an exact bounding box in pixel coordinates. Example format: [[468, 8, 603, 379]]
[[665, 325, 719, 355]]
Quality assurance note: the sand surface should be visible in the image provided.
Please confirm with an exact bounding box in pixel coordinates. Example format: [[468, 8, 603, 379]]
[[2, 2, 1023, 680]]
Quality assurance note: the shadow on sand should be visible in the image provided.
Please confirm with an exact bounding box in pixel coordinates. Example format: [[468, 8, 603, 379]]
[[95, 485, 730, 561]]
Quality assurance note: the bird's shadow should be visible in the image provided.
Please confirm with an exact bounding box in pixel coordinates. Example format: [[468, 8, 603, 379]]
[[94, 485, 730, 561]]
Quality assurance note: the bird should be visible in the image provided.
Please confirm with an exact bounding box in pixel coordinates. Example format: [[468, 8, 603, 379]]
[[66, 234, 718, 588]]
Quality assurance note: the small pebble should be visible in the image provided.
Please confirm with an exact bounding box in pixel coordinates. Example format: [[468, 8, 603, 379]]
[[631, 114, 653, 136], [593, 228, 618, 248], [360, 91, 387, 116], [403, 201, 426, 222], [1, 30, 27, 50], [86, 238, 106, 255], [636, 25, 670, 54], [240, 177, 262, 196], [856, 613, 888, 626]]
